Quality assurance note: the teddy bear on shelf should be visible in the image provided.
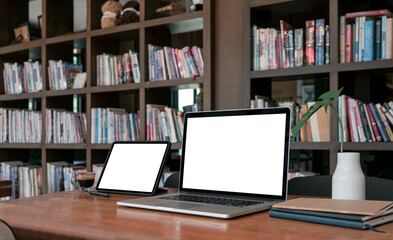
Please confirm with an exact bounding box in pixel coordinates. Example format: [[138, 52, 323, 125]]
[[101, 0, 122, 29], [115, 0, 140, 25]]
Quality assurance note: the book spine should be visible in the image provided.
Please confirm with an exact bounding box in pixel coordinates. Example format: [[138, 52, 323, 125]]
[[340, 16, 346, 63], [359, 17, 364, 61], [363, 20, 375, 61], [325, 25, 330, 65], [387, 18, 393, 59], [294, 28, 303, 67], [341, 95, 348, 142], [355, 18, 359, 62], [382, 15, 387, 59], [375, 103, 393, 141], [253, 25, 257, 71], [347, 98, 359, 142], [305, 20, 315, 65], [288, 30, 295, 68], [360, 103, 375, 142], [365, 104, 382, 142], [375, 19, 382, 60], [191, 46, 204, 76], [380, 104, 393, 126], [315, 19, 325, 66], [353, 100, 366, 142], [279, 20, 288, 69], [338, 96, 342, 142], [345, 24, 352, 63]]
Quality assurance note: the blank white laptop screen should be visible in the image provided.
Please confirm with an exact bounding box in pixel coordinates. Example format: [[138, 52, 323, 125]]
[[182, 113, 287, 196], [97, 143, 169, 192]]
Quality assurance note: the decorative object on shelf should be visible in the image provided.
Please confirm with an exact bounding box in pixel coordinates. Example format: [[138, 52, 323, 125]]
[[115, 0, 140, 25], [292, 87, 366, 201], [156, 3, 185, 17], [37, 15, 42, 36], [101, 0, 122, 29], [190, 0, 203, 11], [11, 22, 31, 44]]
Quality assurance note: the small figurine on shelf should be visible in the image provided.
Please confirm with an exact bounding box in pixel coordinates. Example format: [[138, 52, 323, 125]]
[[101, 0, 122, 29], [115, 0, 140, 25]]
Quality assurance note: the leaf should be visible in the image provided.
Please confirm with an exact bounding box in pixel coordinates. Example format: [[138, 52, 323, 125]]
[[291, 87, 343, 140]]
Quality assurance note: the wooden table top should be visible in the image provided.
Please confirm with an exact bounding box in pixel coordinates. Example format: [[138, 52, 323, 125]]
[[0, 190, 392, 240]]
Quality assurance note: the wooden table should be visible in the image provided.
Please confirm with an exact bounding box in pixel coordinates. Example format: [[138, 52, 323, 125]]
[[0, 190, 392, 240]]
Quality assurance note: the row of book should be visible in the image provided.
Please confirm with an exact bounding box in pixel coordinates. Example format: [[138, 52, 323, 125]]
[[96, 50, 140, 86], [0, 161, 42, 200], [3, 61, 43, 95], [253, 19, 330, 71], [0, 108, 42, 143], [148, 44, 204, 81], [146, 104, 183, 143], [338, 97, 393, 142], [339, 9, 393, 63], [91, 108, 140, 144], [47, 60, 83, 91], [45, 109, 87, 144]]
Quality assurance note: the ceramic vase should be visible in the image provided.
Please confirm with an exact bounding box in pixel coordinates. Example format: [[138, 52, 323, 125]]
[[332, 152, 365, 200]]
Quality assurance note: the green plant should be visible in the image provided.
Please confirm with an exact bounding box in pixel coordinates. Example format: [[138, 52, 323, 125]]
[[292, 87, 344, 152]]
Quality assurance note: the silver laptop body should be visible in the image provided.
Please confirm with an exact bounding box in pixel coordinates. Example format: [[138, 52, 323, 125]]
[[118, 108, 291, 219]]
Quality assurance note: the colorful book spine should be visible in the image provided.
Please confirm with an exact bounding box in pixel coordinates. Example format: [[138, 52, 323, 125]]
[[347, 98, 359, 142], [288, 30, 295, 68], [387, 18, 393, 59], [365, 104, 382, 142], [305, 20, 315, 65], [375, 19, 381, 60], [315, 19, 325, 66], [325, 25, 330, 65], [362, 103, 376, 142], [294, 28, 303, 67], [353, 99, 366, 142], [381, 15, 387, 59], [359, 17, 364, 62], [380, 104, 393, 126], [340, 16, 346, 63], [355, 18, 360, 62], [375, 103, 393, 141], [363, 20, 375, 61], [280, 20, 291, 69], [345, 24, 352, 63], [357, 101, 372, 142]]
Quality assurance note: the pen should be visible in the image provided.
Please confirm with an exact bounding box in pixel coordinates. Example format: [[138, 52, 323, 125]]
[[88, 190, 110, 197]]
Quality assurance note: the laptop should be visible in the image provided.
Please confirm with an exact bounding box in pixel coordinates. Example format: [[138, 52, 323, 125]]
[[117, 108, 291, 219]]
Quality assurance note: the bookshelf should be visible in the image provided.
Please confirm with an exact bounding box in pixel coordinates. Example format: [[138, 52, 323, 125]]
[[244, 0, 393, 174], [0, 0, 212, 194]]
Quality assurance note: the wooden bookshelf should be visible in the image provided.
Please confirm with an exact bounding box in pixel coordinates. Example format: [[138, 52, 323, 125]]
[[214, 0, 393, 175], [0, 0, 211, 194]]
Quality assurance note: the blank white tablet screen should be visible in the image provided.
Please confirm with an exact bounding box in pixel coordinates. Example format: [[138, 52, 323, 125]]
[[98, 143, 168, 192]]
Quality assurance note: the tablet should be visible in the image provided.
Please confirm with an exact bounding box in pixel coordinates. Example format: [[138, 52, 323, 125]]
[[96, 141, 171, 196]]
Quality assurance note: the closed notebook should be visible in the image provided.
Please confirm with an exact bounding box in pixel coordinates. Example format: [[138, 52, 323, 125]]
[[269, 198, 393, 230]]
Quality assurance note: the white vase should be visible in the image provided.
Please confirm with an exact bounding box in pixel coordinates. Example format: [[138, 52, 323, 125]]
[[332, 152, 365, 200]]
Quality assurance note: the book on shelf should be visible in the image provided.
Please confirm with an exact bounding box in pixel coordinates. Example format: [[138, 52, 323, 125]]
[[18, 165, 42, 198], [46, 109, 87, 144], [63, 166, 86, 191], [0, 108, 42, 143], [3, 61, 43, 95], [340, 9, 393, 62], [325, 25, 330, 65], [294, 28, 304, 67], [340, 16, 346, 63], [91, 108, 140, 144], [146, 104, 183, 143], [305, 20, 315, 65], [315, 19, 325, 66], [269, 198, 393, 230], [148, 44, 203, 81], [47, 60, 82, 91], [0, 161, 23, 200], [96, 50, 140, 86]]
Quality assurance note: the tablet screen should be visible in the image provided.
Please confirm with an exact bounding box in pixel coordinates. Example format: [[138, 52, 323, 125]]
[[96, 141, 170, 195]]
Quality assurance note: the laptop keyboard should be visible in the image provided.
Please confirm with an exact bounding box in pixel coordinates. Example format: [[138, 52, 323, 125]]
[[159, 195, 263, 207]]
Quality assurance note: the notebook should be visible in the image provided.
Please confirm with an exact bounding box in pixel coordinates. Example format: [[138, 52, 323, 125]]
[[117, 108, 291, 219]]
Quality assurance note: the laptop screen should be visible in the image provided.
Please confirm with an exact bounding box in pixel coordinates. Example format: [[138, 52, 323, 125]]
[[180, 108, 290, 199]]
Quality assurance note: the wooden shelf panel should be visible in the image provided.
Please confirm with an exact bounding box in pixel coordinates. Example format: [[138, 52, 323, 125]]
[[0, 92, 43, 101], [335, 60, 393, 73], [46, 88, 88, 97], [0, 143, 42, 149], [45, 32, 88, 45], [145, 11, 203, 29], [250, 65, 331, 79], [290, 142, 331, 150], [90, 84, 141, 94], [250, 0, 295, 8], [90, 144, 112, 150], [343, 142, 393, 151], [145, 77, 203, 89], [45, 144, 88, 150], [89, 23, 141, 38], [0, 40, 44, 55]]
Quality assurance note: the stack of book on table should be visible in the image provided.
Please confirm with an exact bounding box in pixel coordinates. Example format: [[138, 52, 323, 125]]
[[269, 198, 393, 230]]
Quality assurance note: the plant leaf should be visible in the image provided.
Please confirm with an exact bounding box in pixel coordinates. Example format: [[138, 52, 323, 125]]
[[291, 87, 343, 140]]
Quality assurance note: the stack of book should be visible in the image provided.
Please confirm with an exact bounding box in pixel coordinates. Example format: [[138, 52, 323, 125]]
[[252, 19, 330, 71], [296, 103, 331, 142], [63, 166, 87, 191], [47, 60, 83, 91], [45, 109, 87, 144], [0, 108, 42, 143], [340, 9, 393, 63], [337, 96, 393, 142], [146, 104, 183, 143], [0, 161, 23, 200], [91, 108, 140, 144], [96, 50, 140, 86], [3, 61, 43, 94], [18, 165, 42, 198], [92, 163, 104, 188], [148, 44, 204, 81]]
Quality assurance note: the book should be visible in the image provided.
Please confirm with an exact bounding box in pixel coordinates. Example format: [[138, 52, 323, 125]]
[[279, 20, 292, 69], [375, 103, 393, 141], [294, 28, 303, 67], [340, 16, 346, 63], [369, 103, 388, 142], [387, 18, 393, 59], [305, 20, 315, 65], [363, 20, 375, 61], [375, 19, 382, 60], [325, 25, 330, 65], [315, 19, 325, 66], [365, 104, 382, 142], [270, 198, 393, 230]]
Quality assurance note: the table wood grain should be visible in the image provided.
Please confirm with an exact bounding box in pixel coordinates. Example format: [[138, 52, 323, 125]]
[[0, 190, 392, 240]]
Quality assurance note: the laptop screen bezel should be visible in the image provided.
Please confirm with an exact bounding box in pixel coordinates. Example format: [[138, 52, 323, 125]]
[[178, 108, 291, 201], [96, 141, 171, 196]]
